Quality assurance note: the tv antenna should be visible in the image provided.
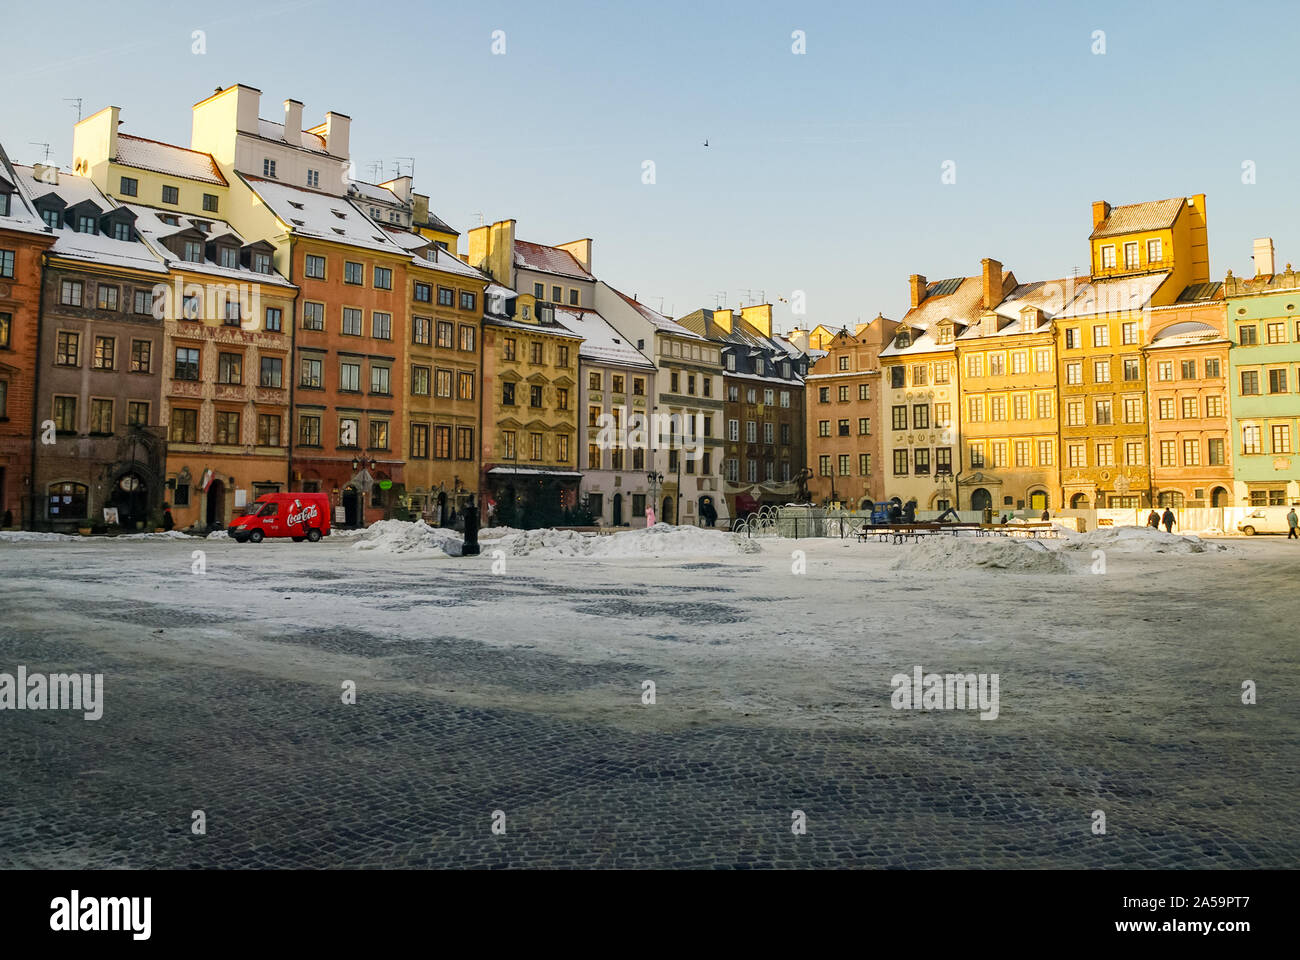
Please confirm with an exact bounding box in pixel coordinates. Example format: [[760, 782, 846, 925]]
[[29, 141, 52, 162], [367, 160, 384, 182], [65, 98, 83, 121], [394, 157, 414, 179]]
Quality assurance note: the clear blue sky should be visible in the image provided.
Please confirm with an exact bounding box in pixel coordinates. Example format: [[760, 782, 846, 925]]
[[3, 0, 1295, 331]]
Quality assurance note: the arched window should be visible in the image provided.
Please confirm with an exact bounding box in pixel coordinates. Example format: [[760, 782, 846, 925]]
[[47, 481, 89, 520], [1157, 490, 1185, 508]]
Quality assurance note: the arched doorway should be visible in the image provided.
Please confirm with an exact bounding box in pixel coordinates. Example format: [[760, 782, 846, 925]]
[[47, 481, 89, 522], [970, 488, 992, 512], [1028, 489, 1047, 512], [662, 496, 674, 524], [108, 471, 149, 528], [612, 493, 623, 526], [342, 485, 360, 527], [1070, 493, 1090, 509], [1211, 486, 1229, 507], [206, 479, 225, 528]]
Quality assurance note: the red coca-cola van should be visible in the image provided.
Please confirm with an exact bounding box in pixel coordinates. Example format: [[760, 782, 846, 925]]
[[229, 492, 331, 543]]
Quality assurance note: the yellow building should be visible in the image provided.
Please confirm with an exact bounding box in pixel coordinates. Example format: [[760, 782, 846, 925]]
[[955, 264, 1073, 515], [1056, 196, 1209, 509]]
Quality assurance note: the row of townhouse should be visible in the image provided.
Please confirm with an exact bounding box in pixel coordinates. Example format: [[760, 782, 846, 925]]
[[804, 194, 1300, 512], [1, 82, 800, 532]]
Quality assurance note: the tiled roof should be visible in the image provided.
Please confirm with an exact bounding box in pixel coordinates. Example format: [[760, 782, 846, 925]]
[[1090, 197, 1185, 240], [114, 135, 227, 186], [900, 273, 1003, 331], [1176, 281, 1224, 303], [513, 239, 592, 279]]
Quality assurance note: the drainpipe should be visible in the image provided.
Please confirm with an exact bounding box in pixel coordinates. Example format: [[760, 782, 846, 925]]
[[285, 242, 296, 494], [28, 250, 50, 531]]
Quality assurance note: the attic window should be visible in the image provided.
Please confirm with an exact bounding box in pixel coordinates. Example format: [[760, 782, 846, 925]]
[[331, 210, 345, 218], [288, 201, 304, 210], [895, 331, 911, 347], [291, 219, 305, 227], [160, 214, 180, 226], [332, 227, 345, 235], [937, 325, 953, 344]]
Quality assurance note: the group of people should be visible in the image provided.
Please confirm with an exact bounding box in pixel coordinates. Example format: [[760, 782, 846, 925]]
[[1146, 508, 1178, 533]]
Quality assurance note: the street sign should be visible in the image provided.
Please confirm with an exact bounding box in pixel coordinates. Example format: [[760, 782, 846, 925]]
[[378, 480, 392, 491]]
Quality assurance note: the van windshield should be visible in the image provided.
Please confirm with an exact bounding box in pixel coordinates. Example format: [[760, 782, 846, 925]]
[[247, 501, 279, 518]]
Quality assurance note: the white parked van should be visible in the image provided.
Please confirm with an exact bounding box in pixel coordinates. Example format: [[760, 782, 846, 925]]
[[1236, 506, 1297, 536]]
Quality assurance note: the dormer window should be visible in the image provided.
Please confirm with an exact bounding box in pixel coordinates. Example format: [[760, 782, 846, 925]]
[[895, 330, 911, 348], [937, 324, 953, 344], [183, 240, 203, 262], [0, 192, 10, 217], [112, 222, 132, 242], [76, 215, 97, 235], [42, 209, 61, 230], [192, 220, 211, 233], [219, 247, 239, 269], [288, 201, 304, 211], [263, 159, 277, 178], [331, 209, 345, 219], [252, 252, 272, 274], [160, 214, 179, 226]]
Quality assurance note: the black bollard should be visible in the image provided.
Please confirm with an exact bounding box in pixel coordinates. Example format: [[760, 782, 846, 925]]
[[461, 494, 480, 556]]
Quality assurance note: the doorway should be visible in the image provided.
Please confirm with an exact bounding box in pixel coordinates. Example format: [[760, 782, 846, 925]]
[[1070, 493, 1090, 509], [970, 488, 992, 512], [1211, 486, 1229, 507], [662, 496, 674, 524], [611, 493, 623, 526], [342, 485, 359, 527], [1028, 490, 1047, 512], [205, 479, 225, 527]]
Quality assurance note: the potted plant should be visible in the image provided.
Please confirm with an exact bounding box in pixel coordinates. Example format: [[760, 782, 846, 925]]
[[78, 524, 93, 536]]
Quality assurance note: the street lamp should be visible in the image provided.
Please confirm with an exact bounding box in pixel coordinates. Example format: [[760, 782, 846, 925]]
[[350, 454, 378, 528], [647, 471, 664, 523]]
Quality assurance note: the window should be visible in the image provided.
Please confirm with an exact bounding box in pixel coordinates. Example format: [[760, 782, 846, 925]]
[[302, 302, 325, 330], [340, 362, 360, 392], [1156, 361, 1173, 382], [1100, 245, 1116, 269], [296, 414, 322, 447], [344, 261, 364, 285], [60, 280, 83, 307], [966, 396, 984, 422], [1124, 441, 1143, 466], [116, 176, 139, 197], [1066, 362, 1082, 385], [306, 169, 319, 188], [1038, 440, 1054, 466], [304, 255, 326, 279], [452, 290, 474, 312], [835, 384, 848, 402], [1012, 440, 1029, 467], [1177, 438, 1200, 466], [1240, 370, 1260, 395], [990, 396, 1006, 421], [1035, 393, 1052, 420], [431, 287, 453, 310], [1266, 322, 1286, 344], [1093, 399, 1112, 425], [374, 267, 392, 290], [1269, 368, 1288, 394], [530, 341, 543, 364], [1067, 443, 1085, 468], [838, 454, 851, 476], [370, 366, 391, 395], [211, 411, 239, 444], [529, 384, 542, 408], [1242, 425, 1262, 455], [257, 356, 282, 388], [252, 252, 272, 274], [173, 347, 202, 381], [161, 185, 179, 205], [1181, 396, 1197, 419], [95, 284, 119, 311], [263, 159, 277, 178], [1159, 439, 1177, 466], [92, 336, 115, 370], [1123, 357, 1141, 381], [410, 423, 430, 459], [746, 420, 757, 443], [223, 299, 241, 325], [459, 325, 475, 352], [891, 405, 907, 430], [434, 369, 452, 398], [913, 404, 930, 429], [130, 339, 151, 373], [413, 282, 432, 303], [1093, 360, 1111, 383], [342, 307, 363, 336], [890, 367, 905, 388], [914, 448, 930, 475], [988, 354, 1004, 376], [551, 285, 562, 303], [1208, 437, 1225, 465], [300, 357, 322, 387], [372, 312, 392, 340], [369, 419, 390, 451], [432, 426, 452, 459], [200, 192, 219, 213], [893, 449, 908, 475], [256, 413, 281, 447], [1123, 242, 1138, 269], [457, 371, 474, 401], [911, 364, 928, 387], [557, 345, 570, 367], [87, 398, 112, 434], [1238, 324, 1257, 345], [256, 306, 281, 333], [556, 387, 568, 410], [856, 417, 870, 436], [1158, 397, 1174, 419], [967, 442, 985, 468], [1066, 400, 1083, 426], [1206, 395, 1223, 417], [1204, 357, 1221, 379], [1095, 443, 1114, 467], [1272, 423, 1292, 454], [1146, 238, 1162, 263], [530, 432, 543, 461], [165, 407, 197, 443], [1124, 397, 1143, 423], [42, 208, 60, 230], [216, 353, 242, 385], [1093, 325, 1110, 347], [456, 427, 474, 460], [1177, 359, 1196, 381], [533, 283, 545, 300], [1013, 394, 1029, 420]]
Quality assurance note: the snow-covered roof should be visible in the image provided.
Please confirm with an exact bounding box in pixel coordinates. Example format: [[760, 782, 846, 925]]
[[114, 135, 226, 185], [126, 203, 294, 287], [348, 180, 402, 206], [409, 243, 489, 282], [1148, 320, 1226, 349], [1055, 273, 1169, 319], [514, 239, 592, 280], [244, 176, 407, 255], [257, 119, 328, 154], [554, 306, 655, 369], [0, 149, 49, 237], [13, 165, 165, 274], [607, 285, 704, 339]]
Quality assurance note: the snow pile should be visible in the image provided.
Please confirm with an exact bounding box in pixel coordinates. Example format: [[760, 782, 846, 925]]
[[1064, 526, 1228, 554], [478, 526, 525, 540], [351, 519, 463, 557], [892, 537, 1073, 575], [493, 524, 760, 559], [118, 530, 193, 540], [206, 530, 230, 540], [0, 530, 77, 543]]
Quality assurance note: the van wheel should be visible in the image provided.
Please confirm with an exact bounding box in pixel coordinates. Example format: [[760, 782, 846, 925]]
[[307, 528, 322, 542], [249, 530, 264, 543], [1242, 525, 1256, 536]]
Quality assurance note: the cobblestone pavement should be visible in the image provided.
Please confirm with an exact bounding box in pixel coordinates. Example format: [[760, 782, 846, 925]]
[[0, 535, 1296, 868]]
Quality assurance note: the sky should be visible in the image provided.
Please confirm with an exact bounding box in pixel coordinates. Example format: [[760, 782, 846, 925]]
[[3, 0, 1296, 333]]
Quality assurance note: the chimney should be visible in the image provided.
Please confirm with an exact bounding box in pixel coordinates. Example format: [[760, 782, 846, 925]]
[[382, 175, 413, 205], [740, 303, 773, 338], [908, 274, 927, 308], [320, 111, 351, 159], [712, 308, 734, 334], [32, 162, 58, 186], [282, 100, 303, 147], [1091, 200, 1111, 229], [232, 84, 260, 135], [556, 238, 592, 275], [981, 257, 1003, 308], [787, 327, 810, 352], [1252, 237, 1275, 278]]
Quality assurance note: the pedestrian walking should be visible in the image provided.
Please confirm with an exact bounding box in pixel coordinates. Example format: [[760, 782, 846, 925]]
[[1288, 507, 1299, 539], [1146, 509, 1160, 529], [162, 506, 174, 531], [1161, 507, 1176, 533], [1040, 509, 1050, 521]]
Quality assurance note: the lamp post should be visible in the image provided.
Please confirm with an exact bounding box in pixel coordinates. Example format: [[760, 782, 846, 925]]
[[647, 470, 663, 525], [934, 466, 954, 512], [351, 454, 377, 528]]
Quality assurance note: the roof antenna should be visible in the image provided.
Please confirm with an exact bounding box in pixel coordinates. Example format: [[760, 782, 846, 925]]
[[65, 98, 83, 122], [28, 141, 51, 162], [394, 157, 414, 179]]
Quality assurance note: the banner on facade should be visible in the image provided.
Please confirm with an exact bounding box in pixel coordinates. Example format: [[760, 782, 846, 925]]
[[200, 469, 215, 493]]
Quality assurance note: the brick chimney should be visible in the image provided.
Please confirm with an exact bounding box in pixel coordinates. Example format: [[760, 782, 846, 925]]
[[908, 274, 927, 308], [981, 258, 1003, 308], [1253, 237, 1275, 278], [1092, 200, 1111, 229]]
